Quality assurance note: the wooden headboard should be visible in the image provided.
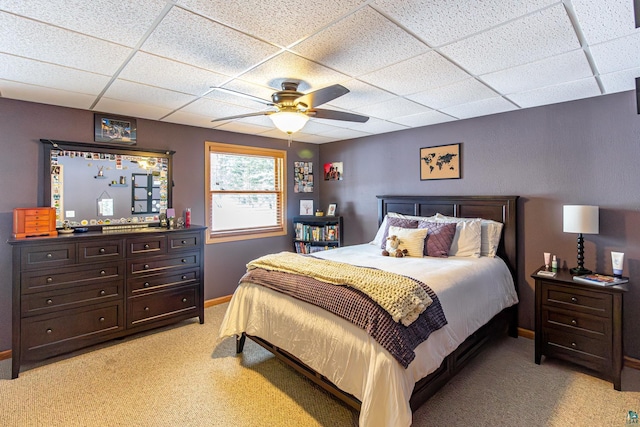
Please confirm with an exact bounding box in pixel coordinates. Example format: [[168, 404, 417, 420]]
[[377, 195, 519, 281]]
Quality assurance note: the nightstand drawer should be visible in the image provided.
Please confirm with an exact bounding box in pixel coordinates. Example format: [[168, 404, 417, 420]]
[[544, 328, 609, 359], [544, 308, 609, 336], [543, 283, 611, 317]]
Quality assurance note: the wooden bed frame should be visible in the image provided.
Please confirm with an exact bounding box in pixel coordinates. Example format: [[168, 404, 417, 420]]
[[237, 195, 519, 413]]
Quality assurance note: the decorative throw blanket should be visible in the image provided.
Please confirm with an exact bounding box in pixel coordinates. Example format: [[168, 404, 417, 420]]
[[240, 268, 448, 368], [247, 252, 432, 326]]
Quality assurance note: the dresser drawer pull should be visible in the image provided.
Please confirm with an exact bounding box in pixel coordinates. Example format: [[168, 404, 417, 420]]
[[46, 328, 52, 334], [571, 319, 577, 326], [182, 275, 187, 280], [570, 297, 578, 303], [181, 240, 187, 244], [99, 248, 106, 254], [99, 290, 106, 296], [144, 264, 150, 270], [144, 307, 150, 311], [46, 253, 53, 259], [144, 244, 150, 249], [144, 282, 150, 288], [46, 277, 53, 283], [181, 259, 187, 263], [182, 298, 188, 303], [100, 270, 106, 276], [99, 317, 105, 322], [46, 299, 53, 305], [571, 342, 577, 348]]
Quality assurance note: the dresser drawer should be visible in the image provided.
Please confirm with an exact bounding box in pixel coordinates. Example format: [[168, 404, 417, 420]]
[[543, 308, 609, 336], [128, 253, 200, 275], [22, 280, 123, 316], [127, 269, 199, 295], [24, 219, 53, 228], [22, 262, 124, 294], [78, 239, 124, 262], [542, 283, 612, 317], [128, 285, 198, 326], [126, 235, 167, 257], [168, 233, 201, 252], [21, 303, 124, 360], [20, 243, 76, 270]]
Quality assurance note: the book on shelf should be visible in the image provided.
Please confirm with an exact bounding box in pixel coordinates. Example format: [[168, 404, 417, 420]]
[[573, 273, 629, 286]]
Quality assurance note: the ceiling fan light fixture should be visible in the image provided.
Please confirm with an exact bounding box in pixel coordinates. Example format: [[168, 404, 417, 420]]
[[270, 111, 309, 134]]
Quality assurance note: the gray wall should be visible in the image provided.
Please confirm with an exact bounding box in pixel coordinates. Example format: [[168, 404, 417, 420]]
[[0, 97, 319, 352], [319, 90, 640, 359]]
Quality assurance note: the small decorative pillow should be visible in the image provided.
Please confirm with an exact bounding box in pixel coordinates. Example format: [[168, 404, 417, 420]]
[[387, 226, 428, 257], [379, 217, 419, 249], [417, 221, 456, 257]]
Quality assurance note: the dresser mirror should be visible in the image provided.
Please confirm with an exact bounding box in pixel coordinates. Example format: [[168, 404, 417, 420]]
[[42, 139, 174, 229]]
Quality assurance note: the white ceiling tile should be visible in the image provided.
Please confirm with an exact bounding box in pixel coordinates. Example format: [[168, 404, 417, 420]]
[[354, 97, 432, 120], [141, 7, 280, 76], [213, 121, 273, 135], [0, 79, 95, 109], [440, 97, 518, 119], [325, 79, 395, 110], [292, 6, 429, 76], [0, 11, 131, 75], [390, 110, 456, 127], [407, 78, 500, 110], [372, 0, 557, 46], [571, 0, 637, 44], [360, 51, 470, 95], [239, 52, 349, 91], [319, 127, 371, 141], [205, 80, 276, 108], [105, 80, 196, 110], [590, 32, 640, 75], [182, 97, 263, 121], [440, 4, 580, 75], [599, 67, 640, 94], [298, 119, 345, 134], [348, 117, 409, 134], [480, 49, 593, 94], [0, 54, 110, 95], [506, 78, 601, 108], [161, 110, 220, 129], [0, 0, 168, 46], [290, 133, 339, 144], [93, 97, 174, 120], [177, 0, 367, 47], [119, 52, 230, 96]]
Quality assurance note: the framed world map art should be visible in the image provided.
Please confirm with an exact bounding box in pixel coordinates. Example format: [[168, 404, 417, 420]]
[[420, 143, 461, 180]]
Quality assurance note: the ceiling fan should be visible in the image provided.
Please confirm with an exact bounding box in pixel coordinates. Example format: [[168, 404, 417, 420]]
[[210, 81, 369, 135]]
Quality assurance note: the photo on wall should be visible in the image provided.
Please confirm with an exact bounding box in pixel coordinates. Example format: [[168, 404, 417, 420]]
[[294, 161, 313, 193], [324, 162, 343, 181]]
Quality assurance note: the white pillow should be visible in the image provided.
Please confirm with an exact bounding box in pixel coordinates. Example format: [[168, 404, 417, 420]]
[[431, 214, 481, 257], [387, 226, 428, 258], [434, 214, 503, 257], [370, 215, 388, 246]]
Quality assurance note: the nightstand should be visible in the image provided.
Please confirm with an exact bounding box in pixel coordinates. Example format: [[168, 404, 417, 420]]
[[532, 266, 627, 390]]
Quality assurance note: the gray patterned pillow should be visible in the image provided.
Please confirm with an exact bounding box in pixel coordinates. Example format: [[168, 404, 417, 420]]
[[380, 217, 418, 249], [418, 221, 456, 257]]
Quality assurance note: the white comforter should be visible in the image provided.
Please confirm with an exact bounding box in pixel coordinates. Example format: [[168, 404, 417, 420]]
[[218, 244, 518, 427]]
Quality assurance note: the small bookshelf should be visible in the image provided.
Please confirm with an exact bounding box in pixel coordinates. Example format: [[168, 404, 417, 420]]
[[293, 215, 343, 254]]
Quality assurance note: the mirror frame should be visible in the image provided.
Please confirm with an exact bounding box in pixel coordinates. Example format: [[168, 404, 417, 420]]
[[41, 139, 175, 230]]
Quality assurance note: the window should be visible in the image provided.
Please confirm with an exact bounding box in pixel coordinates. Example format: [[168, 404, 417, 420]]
[[205, 142, 287, 243]]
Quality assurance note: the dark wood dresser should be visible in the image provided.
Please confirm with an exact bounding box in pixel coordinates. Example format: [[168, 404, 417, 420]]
[[532, 267, 627, 390], [9, 225, 206, 378]]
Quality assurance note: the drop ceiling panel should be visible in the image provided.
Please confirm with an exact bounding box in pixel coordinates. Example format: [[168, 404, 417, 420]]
[[94, 97, 174, 120], [292, 6, 429, 76], [354, 98, 432, 120], [105, 80, 196, 110], [320, 127, 372, 141], [440, 4, 581, 75], [507, 78, 601, 108], [325, 80, 395, 110], [390, 111, 456, 127], [177, 0, 367, 47], [571, 0, 637, 44], [213, 121, 273, 135], [590, 32, 640, 74], [440, 97, 518, 119], [407, 78, 500, 110], [0, 0, 168, 46], [183, 97, 262, 121], [599, 68, 640, 93], [0, 11, 131, 75], [345, 117, 408, 134], [161, 110, 222, 129], [360, 51, 470, 96], [0, 79, 96, 110], [140, 7, 280, 77]]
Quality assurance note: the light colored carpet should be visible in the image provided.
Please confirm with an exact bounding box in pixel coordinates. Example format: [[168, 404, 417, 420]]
[[1, 303, 638, 426]]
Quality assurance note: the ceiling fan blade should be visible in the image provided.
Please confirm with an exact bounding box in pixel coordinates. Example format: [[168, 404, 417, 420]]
[[295, 84, 349, 109], [210, 87, 274, 106], [309, 109, 369, 123], [211, 111, 273, 123]]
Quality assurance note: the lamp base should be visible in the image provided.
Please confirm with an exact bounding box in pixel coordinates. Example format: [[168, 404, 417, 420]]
[[570, 267, 592, 275]]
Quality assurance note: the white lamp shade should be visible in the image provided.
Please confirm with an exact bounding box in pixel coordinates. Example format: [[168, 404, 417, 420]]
[[563, 205, 599, 234], [269, 112, 309, 134]]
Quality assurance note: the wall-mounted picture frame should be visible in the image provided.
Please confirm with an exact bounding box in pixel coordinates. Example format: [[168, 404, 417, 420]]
[[94, 113, 137, 145], [420, 143, 461, 180], [327, 203, 337, 216], [324, 161, 343, 181], [300, 199, 314, 216]]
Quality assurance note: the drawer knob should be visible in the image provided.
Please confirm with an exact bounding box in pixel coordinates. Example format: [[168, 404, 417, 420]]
[[46, 277, 53, 283], [571, 319, 577, 326], [99, 248, 106, 254], [100, 270, 106, 275], [144, 264, 150, 270], [181, 259, 187, 263], [99, 317, 105, 322], [46, 253, 53, 259], [99, 290, 106, 296], [144, 306, 150, 311], [181, 275, 187, 280], [571, 342, 577, 348], [570, 297, 578, 303], [46, 299, 53, 305], [144, 244, 150, 249], [181, 240, 187, 244], [182, 298, 188, 303], [46, 328, 52, 334], [144, 282, 150, 288]]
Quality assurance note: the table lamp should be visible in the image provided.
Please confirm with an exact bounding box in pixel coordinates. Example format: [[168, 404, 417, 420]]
[[563, 205, 599, 275]]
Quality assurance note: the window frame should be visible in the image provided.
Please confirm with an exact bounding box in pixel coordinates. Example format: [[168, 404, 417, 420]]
[[205, 142, 287, 244]]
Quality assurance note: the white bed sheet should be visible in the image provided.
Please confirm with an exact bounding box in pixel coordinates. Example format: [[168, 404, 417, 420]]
[[218, 244, 518, 427]]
